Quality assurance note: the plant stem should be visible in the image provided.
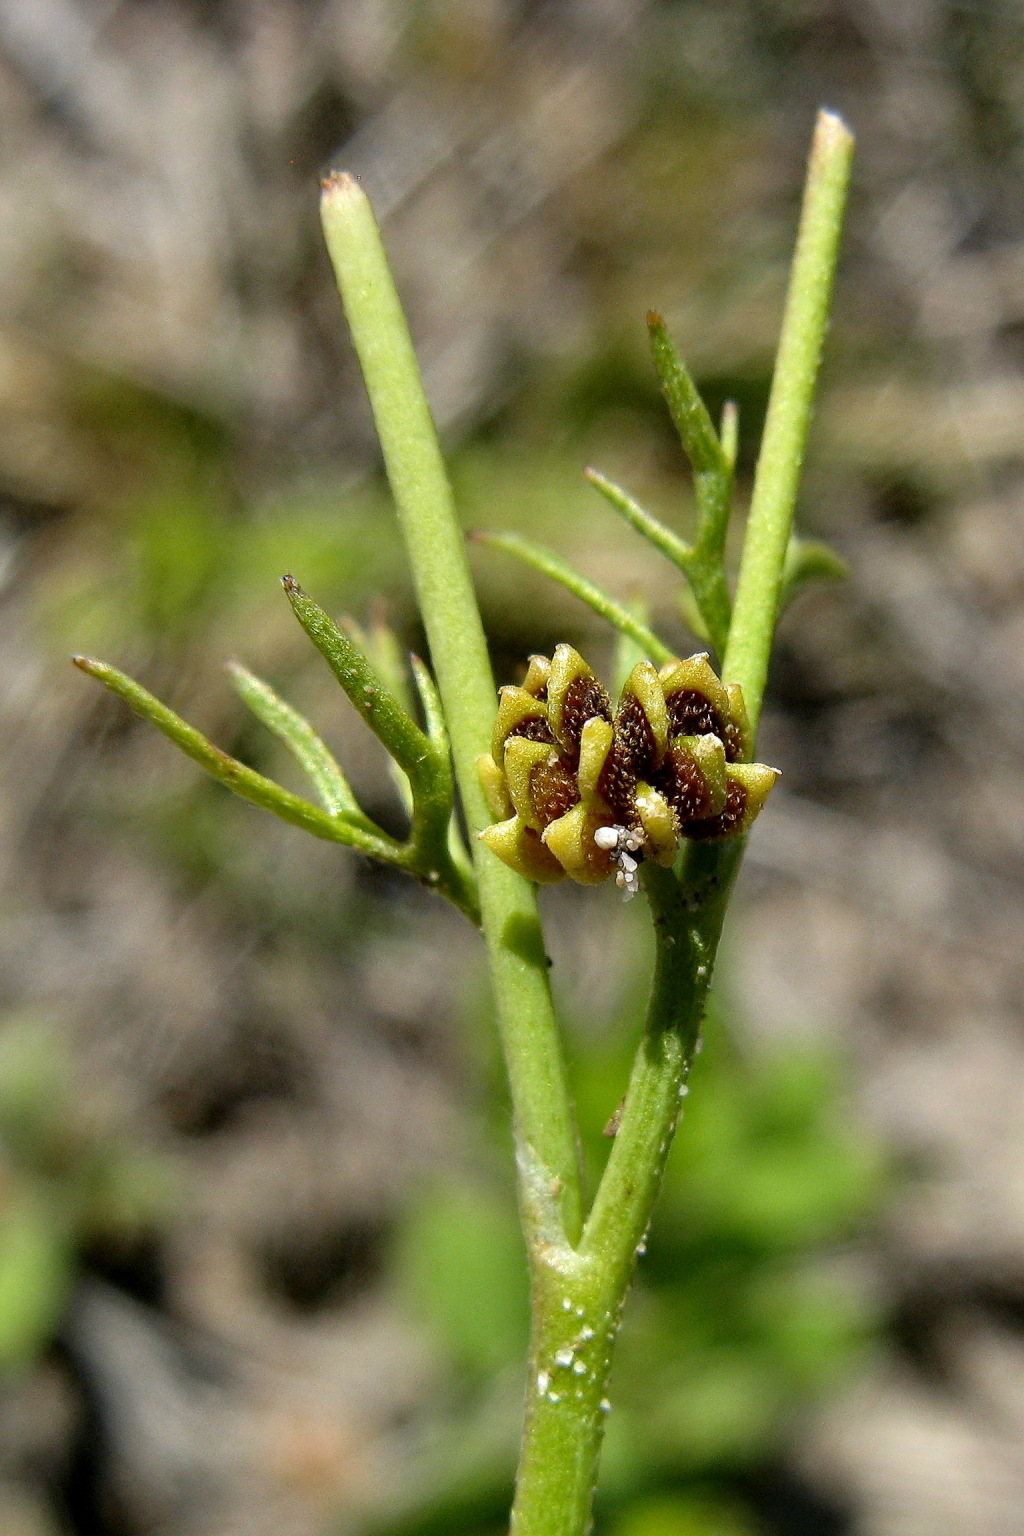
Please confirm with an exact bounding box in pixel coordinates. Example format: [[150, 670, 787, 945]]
[[724, 110, 854, 731], [581, 849, 738, 1269], [509, 847, 740, 1536], [320, 173, 583, 1242], [320, 101, 853, 1536], [647, 314, 733, 658]]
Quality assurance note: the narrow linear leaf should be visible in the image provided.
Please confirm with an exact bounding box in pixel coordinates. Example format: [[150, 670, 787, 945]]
[[225, 661, 371, 826], [340, 614, 419, 818], [322, 608, 418, 818], [73, 656, 401, 860], [680, 558, 731, 663], [676, 584, 712, 646], [584, 467, 692, 572], [408, 653, 476, 890], [611, 597, 655, 696], [647, 312, 724, 477], [409, 655, 448, 748], [646, 316, 734, 655], [473, 531, 673, 666], [720, 399, 739, 476], [779, 536, 849, 609], [282, 576, 433, 783], [344, 610, 416, 717], [321, 171, 582, 1227], [724, 109, 854, 731]]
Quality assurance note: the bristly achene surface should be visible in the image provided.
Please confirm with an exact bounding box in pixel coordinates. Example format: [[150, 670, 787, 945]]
[[478, 644, 777, 894]]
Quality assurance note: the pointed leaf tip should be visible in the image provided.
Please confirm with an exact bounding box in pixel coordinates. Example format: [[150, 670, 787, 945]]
[[72, 654, 108, 679], [320, 169, 360, 197], [816, 107, 854, 145]]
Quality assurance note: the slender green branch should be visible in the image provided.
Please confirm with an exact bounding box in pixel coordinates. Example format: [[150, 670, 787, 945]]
[[344, 610, 417, 716], [226, 661, 370, 825], [581, 845, 740, 1270], [339, 613, 419, 816], [283, 580, 478, 916], [724, 110, 854, 731], [676, 583, 711, 645], [779, 534, 848, 610], [76, 650, 479, 919], [589, 109, 855, 1290], [320, 172, 583, 1242], [646, 315, 733, 657], [647, 313, 724, 479], [473, 529, 673, 666], [409, 654, 448, 748], [410, 653, 478, 893], [583, 467, 692, 569], [282, 576, 434, 783], [678, 546, 731, 663]]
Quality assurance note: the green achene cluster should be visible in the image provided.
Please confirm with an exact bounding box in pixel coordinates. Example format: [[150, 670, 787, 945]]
[[477, 645, 778, 893]]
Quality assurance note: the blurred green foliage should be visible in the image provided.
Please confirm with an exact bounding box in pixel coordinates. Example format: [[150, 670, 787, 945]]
[[0, 1015, 173, 1376], [44, 386, 405, 664]]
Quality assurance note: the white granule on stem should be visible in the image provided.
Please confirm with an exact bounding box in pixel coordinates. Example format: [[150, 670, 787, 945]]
[[594, 823, 643, 899]]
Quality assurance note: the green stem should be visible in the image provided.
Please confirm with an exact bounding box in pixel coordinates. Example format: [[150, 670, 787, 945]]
[[582, 848, 739, 1269], [724, 110, 854, 730], [320, 173, 583, 1243], [509, 847, 740, 1536]]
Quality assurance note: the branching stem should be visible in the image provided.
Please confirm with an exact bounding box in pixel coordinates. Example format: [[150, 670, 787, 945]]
[[315, 108, 852, 1536]]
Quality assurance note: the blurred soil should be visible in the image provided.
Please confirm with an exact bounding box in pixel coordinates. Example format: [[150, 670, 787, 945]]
[[2, 2, 1024, 1534]]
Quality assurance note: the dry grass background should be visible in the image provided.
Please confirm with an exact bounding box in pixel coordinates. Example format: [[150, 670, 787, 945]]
[[2, 2, 1024, 1533]]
